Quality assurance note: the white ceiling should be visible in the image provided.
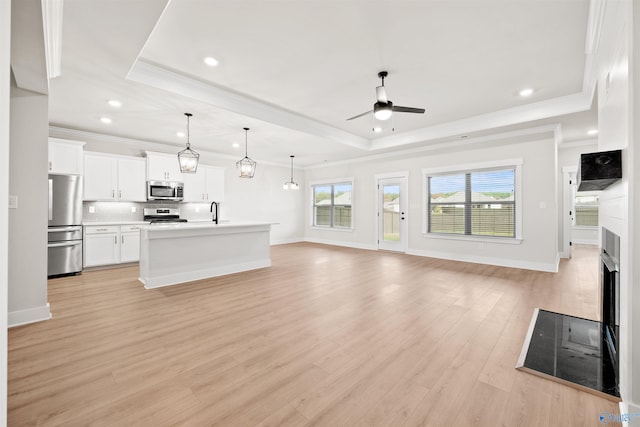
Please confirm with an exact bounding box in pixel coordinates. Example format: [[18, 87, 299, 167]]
[[48, 0, 599, 167]]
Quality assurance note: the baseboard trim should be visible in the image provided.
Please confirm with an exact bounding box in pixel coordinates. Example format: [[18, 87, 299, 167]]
[[8, 303, 51, 328], [303, 237, 377, 251], [141, 259, 272, 289], [406, 248, 559, 272], [271, 237, 304, 246]]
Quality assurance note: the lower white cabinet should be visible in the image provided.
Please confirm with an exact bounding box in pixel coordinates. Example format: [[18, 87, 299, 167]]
[[120, 225, 141, 263], [84, 224, 141, 267]]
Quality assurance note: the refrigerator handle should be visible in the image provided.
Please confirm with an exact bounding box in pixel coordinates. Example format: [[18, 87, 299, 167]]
[[48, 178, 53, 221]]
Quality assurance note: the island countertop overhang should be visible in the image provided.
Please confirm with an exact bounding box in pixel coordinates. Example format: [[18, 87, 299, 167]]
[[138, 221, 276, 239]]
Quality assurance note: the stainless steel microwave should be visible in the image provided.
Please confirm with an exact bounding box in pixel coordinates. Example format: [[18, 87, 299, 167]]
[[147, 181, 184, 201]]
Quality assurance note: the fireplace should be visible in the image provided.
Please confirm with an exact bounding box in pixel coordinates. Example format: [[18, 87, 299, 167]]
[[601, 227, 620, 387]]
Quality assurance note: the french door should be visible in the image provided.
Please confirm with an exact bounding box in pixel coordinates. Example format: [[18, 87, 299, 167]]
[[376, 174, 408, 252]]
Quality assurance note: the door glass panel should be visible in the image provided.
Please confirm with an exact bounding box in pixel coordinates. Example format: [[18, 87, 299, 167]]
[[383, 184, 400, 241]]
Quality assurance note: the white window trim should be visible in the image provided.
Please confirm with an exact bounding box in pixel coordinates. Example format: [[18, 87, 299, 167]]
[[421, 158, 523, 242], [309, 177, 355, 231]]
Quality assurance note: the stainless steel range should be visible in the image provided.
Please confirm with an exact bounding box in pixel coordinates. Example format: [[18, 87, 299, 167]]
[[143, 208, 188, 223]]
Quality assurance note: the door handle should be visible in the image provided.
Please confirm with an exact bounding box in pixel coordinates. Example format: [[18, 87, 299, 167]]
[[48, 226, 82, 233], [48, 241, 82, 248]]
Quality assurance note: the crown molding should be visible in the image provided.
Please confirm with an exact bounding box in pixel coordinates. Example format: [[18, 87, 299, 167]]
[[370, 92, 590, 150], [126, 60, 371, 151], [48, 126, 296, 169], [306, 124, 559, 169], [558, 139, 598, 150]]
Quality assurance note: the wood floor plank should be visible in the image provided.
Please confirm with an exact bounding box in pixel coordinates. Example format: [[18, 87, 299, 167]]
[[8, 242, 620, 426]]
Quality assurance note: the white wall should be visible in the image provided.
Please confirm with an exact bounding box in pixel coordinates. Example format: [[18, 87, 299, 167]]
[[73, 134, 306, 245], [8, 90, 50, 327], [305, 136, 559, 272], [1, 0, 11, 422], [632, 2, 640, 416], [594, 0, 638, 415], [558, 143, 599, 249]]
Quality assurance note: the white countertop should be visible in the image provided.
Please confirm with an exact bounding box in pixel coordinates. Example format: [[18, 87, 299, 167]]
[[83, 221, 149, 226], [83, 219, 215, 226], [138, 220, 275, 231]]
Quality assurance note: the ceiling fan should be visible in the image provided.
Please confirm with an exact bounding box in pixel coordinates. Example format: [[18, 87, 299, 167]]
[[347, 71, 425, 122]]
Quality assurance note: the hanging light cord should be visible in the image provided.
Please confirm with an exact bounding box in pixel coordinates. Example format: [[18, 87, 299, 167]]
[[290, 155, 294, 182], [244, 127, 250, 157], [185, 112, 193, 148]]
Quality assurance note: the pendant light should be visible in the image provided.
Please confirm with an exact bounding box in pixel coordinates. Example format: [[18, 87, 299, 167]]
[[283, 155, 299, 190], [236, 127, 257, 178], [177, 113, 199, 173]]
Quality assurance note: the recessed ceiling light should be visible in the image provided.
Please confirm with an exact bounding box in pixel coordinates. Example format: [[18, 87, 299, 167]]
[[519, 88, 534, 97], [176, 131, 185, 138], [587, 129, 599, 135], [232, 142, 240, 148], [100, 117, 112, 124], [204, 56, 219, 67], [107, 99, 122, 108]]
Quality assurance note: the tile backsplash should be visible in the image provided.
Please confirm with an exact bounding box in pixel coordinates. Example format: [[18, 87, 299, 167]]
[[83, 201, 215, 223]]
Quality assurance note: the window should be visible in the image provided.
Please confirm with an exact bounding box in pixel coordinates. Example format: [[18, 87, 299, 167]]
[[312, 181, 353, 228], [574, 191, 599, 227], [427, 167, 516, 238]]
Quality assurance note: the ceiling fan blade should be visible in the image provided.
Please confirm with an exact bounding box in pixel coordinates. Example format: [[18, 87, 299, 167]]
[[392, 105, 425, 114], [376, 86, 387, 103], [346, 110, 373, 121]]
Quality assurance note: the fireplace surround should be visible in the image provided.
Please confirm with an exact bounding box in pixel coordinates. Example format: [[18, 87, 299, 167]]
[[601, 227, 620, 388]]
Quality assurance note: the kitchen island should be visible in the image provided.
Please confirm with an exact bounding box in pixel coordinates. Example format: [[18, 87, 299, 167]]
[[138, 221, 272, 288]]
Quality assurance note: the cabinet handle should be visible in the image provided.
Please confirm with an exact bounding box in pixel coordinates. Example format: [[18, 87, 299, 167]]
[[121, 235, 124, 244], [97, 228, 108, 231], [48, 161, 52, 171], [119, 190, 122, 199], [112, 189, 115, 198], [206, 193, 209, 200], [114, 236, 117, 244], [202, 193, 205, 200]]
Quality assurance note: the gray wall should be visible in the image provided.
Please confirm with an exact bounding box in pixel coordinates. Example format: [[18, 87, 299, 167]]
[[305, 136, 559, 272], [1, 0, 12, 421], [9, 88, 50, 326]]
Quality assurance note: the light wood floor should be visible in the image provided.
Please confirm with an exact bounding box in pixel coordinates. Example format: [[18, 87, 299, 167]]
[[9, 243, 618, 426]]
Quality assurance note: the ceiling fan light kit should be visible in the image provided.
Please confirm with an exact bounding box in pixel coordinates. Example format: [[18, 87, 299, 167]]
[[347, 71, 425, 124]]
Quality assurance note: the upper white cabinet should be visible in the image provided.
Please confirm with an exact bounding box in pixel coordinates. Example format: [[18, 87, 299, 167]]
[[183, 165, 225, 202], [146, 152, 184, 182], [48, 138, 85, 175], [84, 152, 146, 201]]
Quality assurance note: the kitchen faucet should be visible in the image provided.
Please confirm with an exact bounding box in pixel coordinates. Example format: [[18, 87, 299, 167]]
[[210, 201, 219, 224]]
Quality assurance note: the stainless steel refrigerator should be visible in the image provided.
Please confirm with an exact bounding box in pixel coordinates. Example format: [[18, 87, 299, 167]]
[[48, 174, 83, 277]]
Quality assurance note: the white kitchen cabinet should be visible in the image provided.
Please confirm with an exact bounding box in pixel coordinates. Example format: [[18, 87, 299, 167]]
[[183, 165, 225, 202], [84, 226, 120, 267], [117, 157, 147, 201], [84, 224, 141, 267], [48, 138, 85, 175], [146, 151, 184, 182], [83, 152, 146, 201], [120, 225, 141, 263]]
